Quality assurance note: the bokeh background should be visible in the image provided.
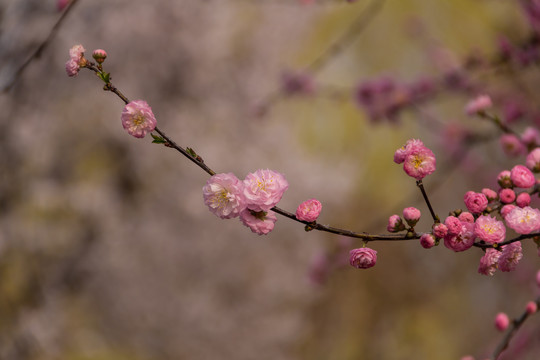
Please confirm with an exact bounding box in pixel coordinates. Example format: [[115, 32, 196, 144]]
[[0, 0, 540, 359]]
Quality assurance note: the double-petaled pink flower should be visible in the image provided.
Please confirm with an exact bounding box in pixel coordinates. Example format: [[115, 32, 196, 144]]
[[478, 249, 501, 276], [121, 100, 157, 138], [464, 191, 488, 214], [394, 139, 436, 180], [498, 241, 523, 272], [510, 164, 536, 188], [505, 206, 540, 234], [444, 221, 476, 252], [296, 198, 322, 222], [240, 209, 277, 235], [349, 247, 377, 269], [474, 215, 506, 244], [65, 44, 86, 77], [243, 169, 289, 212], [203, 173, 247, 219]]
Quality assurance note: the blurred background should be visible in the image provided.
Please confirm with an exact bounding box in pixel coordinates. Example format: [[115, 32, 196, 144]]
[[0, 0, 540, 359]]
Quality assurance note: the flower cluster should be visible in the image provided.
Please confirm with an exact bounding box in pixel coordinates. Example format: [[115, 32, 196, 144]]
[[203, 169, 289, 235], [394, 139, 436, 180]]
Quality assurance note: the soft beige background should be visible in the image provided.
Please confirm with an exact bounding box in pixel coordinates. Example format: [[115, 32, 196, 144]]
[[0, 0, 539, 359]]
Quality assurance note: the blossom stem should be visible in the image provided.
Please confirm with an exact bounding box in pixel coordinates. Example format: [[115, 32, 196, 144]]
[[490, 296, 540, 360], [416, 180, 439, 223]]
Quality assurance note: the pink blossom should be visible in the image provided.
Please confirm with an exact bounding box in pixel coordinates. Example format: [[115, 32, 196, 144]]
[[521, 126, 540, 147], [394, 139, 424, 164], [511, 164, 536, 188], [516, 192, 531, 208], [92, 49, 107, 64], [296, 198, 322, 222], [420, 233, 436, 249], [433, 223, 448, 238], [499, 188, 516, 204], [465, 94, 492, 115], [444, 221, 476, 252], [243, 169, 289, 212], [500, 134, 526, 157], [474, 215, 506, 244], [458, 212, 475, 223], [69, 44, 85, 62], [501, 204, 516, 219], [403, 207, 421, 226], [464, 191, 488, 214], [65, 59, 79, 77], [526, 148, 540, 172], [121, 100, 157, 138], [494, 312, 510, 331], [481, 188, 498, 202], [387, 214, 405, 232], [349, 247, 377, 269], [57, 0, 70, 11], [505, 206, 540, 234], [498, 242, 523, 272], [203, 173, 246, 219], [239, 209, 277, 235], [403, 146, 437, 180], [445, 216, 462, 236], [478, 249, 501, 276], [498, 170, 513, 188], [526, 301, 537, 314]]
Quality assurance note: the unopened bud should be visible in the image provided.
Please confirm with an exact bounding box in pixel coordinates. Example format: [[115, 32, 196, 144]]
[[92, 49, 107, 64]]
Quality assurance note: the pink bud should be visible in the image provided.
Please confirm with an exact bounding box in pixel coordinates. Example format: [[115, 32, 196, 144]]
[[458, 212, 475, 223], [349, 247, 377, 269], [494, 312, 510, 331], [526, 301, 537, 315], [498, 170, 513, 188], [433, 223, 448, 238], [510, 164, 536, 188], [420, 233, 436, 249], [481, 188, 498, 202], [403, 207, 421, 226], [465, 94, 492, 115], [499, 188, 516, 204], [92, 49, 108, 64], [516, 192, 531, 208], [295, 198, 322, 222], [387, 215, 405, 233]]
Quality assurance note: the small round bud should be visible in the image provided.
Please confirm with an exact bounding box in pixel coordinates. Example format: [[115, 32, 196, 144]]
[[296, 198, 322, 222], [494, 313, 510, 331], [420, 233, 436, 249], [92, 49, 108, 64], [498, 170, 513, 188], [526, 301, 537, 315], [387, 215, 405, 233], [481, 188, 498, 202], [403, 207, 421, 227], [499, 188, 516, 204], [516, 192, 531, 208]]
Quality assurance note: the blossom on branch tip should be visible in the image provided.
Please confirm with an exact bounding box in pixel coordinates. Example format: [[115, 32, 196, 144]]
[[464, 191, 488, 214], [494, 312, 510, 331], [65, 44, 86, 77], [121, 100, 157, 138], [474, 215, 506, 244], [69, 44, 85, 62], [478, 249, 501, 276], [464, 94, 492, 115], [505, 206, 540, 234], [510, 164, 536, 188], [240, 209, 277, 235], [349, 247, 377, 269], [296, 198, 322, 222], [92, 49, 107, 64], [500, 134, 526, 157], [394, 139, 424, 164], [402, 145, 436, 180], [243, 169, 288, 212], [203, 173, 246, 219], [498, 242, 523, 272]]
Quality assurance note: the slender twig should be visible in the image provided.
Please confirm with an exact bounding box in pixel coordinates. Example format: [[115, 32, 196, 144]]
[[490, 296, 540, 360], [416, 180, 439, 223], [1, 0, 81, 93]]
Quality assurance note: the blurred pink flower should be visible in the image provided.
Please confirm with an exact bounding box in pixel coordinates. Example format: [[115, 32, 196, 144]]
[[240, 210, 277, 235], [505, 206, 540, 234], [499, 242, 523, 272], [526, 301, 537, 314], [511, 165, 536, 188], [464, 191, 488, 214], [478, 249, 501, 276], [521, 126, 540, 147], [65, 59, 79, 77], [500, 134, 526, 157], [349, 247, 377, 269], [203, 173, 246, 219], [494, 312, 510, 331], [474, 215, 506, 244], [526, 148, 540, 172], [243, 169, 288, 212], [121, 100, 157, 138], [296, 198, 322, 222], [465, 94, 492, 115]]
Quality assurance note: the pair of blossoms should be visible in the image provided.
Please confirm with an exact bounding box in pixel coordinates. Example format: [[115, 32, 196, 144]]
[[66, 45, 158, 139], [390, 139, 540, 276]]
